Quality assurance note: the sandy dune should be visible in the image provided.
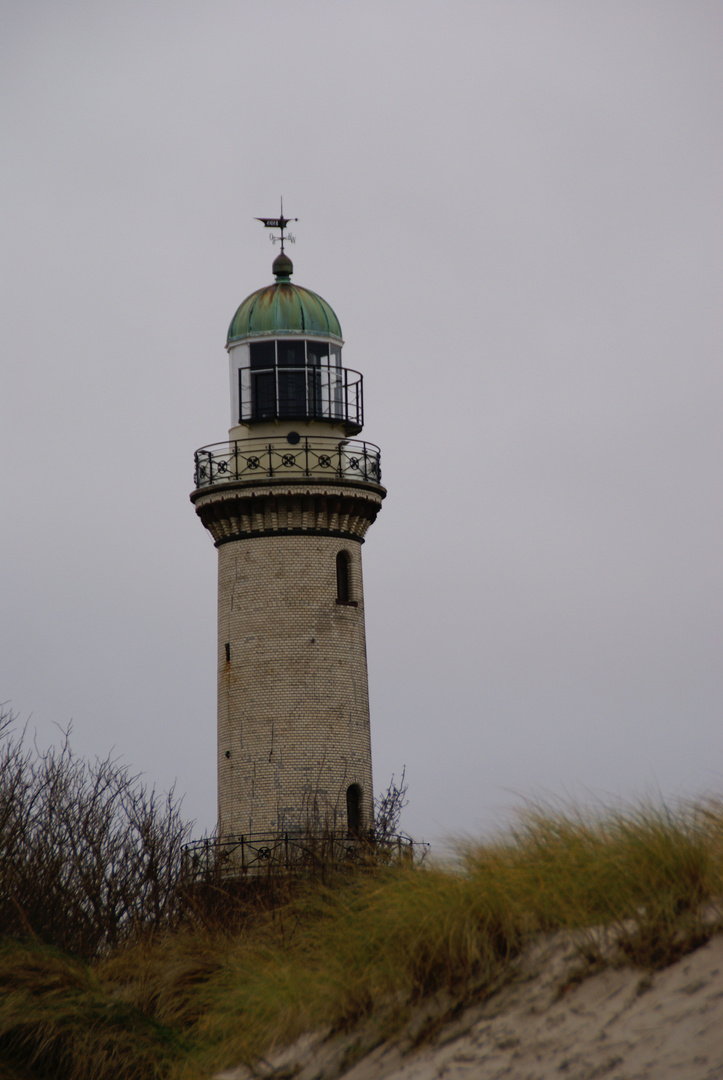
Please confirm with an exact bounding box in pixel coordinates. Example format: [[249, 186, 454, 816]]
[[217, 932, 723, 1080]]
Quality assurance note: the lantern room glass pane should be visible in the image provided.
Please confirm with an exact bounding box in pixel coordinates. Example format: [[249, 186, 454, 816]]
[[278, 369, 307, 417], [250, 341, 275, 369], [251, 370, 276, 419], [277, 340, 305, 367], [307, 341, 329, 367]]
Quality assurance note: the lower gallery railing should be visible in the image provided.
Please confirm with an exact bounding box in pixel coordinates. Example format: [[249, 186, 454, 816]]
[[193, 436, 381, 489]]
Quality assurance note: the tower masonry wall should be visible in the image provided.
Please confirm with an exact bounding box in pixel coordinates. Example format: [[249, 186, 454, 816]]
[[216, 532, 374, 837]]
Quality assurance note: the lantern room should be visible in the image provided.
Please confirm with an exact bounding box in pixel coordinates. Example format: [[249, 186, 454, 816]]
[[226, 251, 363, 437]]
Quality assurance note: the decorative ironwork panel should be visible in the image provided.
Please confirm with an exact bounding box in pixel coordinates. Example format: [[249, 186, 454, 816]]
[[193, 436, 382, 489]]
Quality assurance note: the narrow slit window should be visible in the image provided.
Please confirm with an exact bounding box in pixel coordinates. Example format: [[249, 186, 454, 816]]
[[346, 784, 362, 835], [336, 550, 351, 603]]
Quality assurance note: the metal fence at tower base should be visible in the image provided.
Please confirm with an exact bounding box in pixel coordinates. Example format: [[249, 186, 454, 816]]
[[182, 831, 427, 879]]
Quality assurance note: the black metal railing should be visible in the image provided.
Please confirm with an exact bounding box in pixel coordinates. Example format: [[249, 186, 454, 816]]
[[239, 365, 363, 430], [182, 831, 424, 877], [193, 435, 381, 489]]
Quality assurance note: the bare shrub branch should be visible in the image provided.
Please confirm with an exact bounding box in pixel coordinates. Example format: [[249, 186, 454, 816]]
[[0, 705, 192, 958], [374, 767, 408, 842]]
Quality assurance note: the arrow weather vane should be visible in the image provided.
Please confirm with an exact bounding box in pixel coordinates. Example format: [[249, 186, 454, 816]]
[[255, 198, 297, 253]]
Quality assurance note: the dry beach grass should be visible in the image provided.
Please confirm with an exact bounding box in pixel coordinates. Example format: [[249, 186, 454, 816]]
[[2, 784, 723, 1079]]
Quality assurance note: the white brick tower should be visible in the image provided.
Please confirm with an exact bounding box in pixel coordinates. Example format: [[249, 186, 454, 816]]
[[191, 220, 385, 843]]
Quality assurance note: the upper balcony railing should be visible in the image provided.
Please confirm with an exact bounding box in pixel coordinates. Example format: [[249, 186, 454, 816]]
[[193, 435, 382, 490], [239, 365, 363, 432]]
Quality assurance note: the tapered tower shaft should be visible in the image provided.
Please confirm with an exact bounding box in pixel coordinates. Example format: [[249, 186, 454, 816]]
[[191, 241, 385, 840]]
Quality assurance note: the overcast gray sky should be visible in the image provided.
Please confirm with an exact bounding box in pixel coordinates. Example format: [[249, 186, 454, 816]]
[[1, 1, 721, 846]]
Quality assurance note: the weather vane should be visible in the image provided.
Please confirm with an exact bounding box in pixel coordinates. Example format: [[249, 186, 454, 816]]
[[255, 198, 297, 254]]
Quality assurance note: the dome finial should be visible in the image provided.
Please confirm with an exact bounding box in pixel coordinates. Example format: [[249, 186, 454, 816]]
[[254, 197, 297, 280], [272, 249, 293, 282]]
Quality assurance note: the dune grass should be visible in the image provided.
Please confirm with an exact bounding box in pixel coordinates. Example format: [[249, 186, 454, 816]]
[[2, 798, 723, 1080], [0, 939, 186, 1079]]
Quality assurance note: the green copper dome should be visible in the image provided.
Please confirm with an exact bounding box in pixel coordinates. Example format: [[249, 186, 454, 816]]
[[227, 254, 342, 345]]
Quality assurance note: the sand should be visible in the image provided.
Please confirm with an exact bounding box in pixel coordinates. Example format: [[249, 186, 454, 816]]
[[215, 931, 723, 1080]]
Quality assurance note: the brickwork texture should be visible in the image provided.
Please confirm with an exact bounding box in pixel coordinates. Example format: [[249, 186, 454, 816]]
[[215, 527, 374, 837]]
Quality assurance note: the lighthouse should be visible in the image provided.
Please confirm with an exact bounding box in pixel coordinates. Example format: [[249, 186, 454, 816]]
[[191, 215, 385, 845]]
